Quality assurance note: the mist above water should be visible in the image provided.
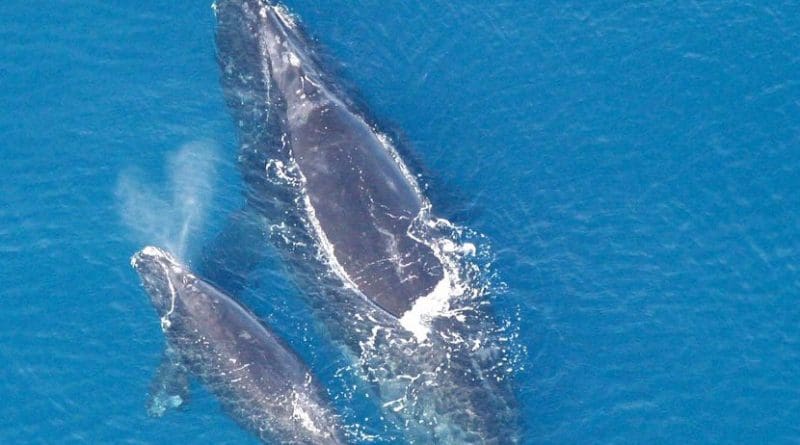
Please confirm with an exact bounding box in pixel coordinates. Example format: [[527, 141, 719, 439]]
[[116, 140, 219, 260]]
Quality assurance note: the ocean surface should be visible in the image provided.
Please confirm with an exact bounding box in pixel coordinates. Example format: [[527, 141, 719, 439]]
[[2, 1, 799, 443]]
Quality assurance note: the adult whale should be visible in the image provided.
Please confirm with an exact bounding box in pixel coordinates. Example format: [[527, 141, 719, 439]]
[[212, 0, 443, 320], [211, 1, 521, 443], [132, 246, 345, 445]]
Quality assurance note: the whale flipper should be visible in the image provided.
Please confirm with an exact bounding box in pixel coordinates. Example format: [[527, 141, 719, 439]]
[[146, 346, 190, 418]]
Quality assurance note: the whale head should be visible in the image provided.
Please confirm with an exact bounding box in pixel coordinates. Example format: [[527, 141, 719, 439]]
[[131, 246, 189, 320]]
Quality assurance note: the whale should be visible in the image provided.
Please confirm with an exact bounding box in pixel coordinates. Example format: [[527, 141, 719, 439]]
[[131, 246, 345, 445], [211, 0, 443, 319], [209, 1, 521, 443], [252, 6, 446, 320]]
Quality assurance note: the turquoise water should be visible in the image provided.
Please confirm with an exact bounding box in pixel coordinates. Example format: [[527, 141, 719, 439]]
[[2, 1, 799, 443]]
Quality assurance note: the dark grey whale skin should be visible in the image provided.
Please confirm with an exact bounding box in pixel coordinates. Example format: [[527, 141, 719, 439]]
[[132, 246, 345, 445], [213, 0, 444, 318], [210, 3, 522, 443]]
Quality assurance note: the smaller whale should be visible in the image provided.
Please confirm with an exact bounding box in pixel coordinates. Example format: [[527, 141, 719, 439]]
[[131, 246, 344, 445]]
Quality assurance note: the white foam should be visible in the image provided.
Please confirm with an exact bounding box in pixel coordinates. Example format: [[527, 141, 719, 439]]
[[399, 272, 447, 341], [398, 213, 481, 342], [141, 245, 164, 257], [462, 242, 476, 256], [288, 51, 301, 67], [293, 405, 321, 435], [291, 390, 324, 436], [159, 259, 179, 332], [265, 159, 298, 185], [272, 4, 298, 29]]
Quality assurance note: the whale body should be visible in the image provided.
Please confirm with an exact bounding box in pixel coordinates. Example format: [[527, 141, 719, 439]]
[[211, 1, 521, 443], [132, 246, 344, 445], [214, 0, 443, 319]]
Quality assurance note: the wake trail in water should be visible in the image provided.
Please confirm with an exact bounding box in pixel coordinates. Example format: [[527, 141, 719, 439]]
[[116, 141, 219, 260]]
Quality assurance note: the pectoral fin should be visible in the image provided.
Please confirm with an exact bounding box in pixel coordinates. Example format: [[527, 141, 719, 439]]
[[146, 346, 190, 418]]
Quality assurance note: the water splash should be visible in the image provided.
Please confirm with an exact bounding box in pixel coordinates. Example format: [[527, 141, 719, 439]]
[[116, 140, 219, 260]]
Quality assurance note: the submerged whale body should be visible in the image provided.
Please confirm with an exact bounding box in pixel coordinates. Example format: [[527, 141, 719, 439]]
[[132, 246, 344, 445], [212, 1, 521, 443]]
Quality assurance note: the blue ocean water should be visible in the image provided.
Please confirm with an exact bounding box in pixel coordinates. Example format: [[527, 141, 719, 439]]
[[2, 0, 799, 443]]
